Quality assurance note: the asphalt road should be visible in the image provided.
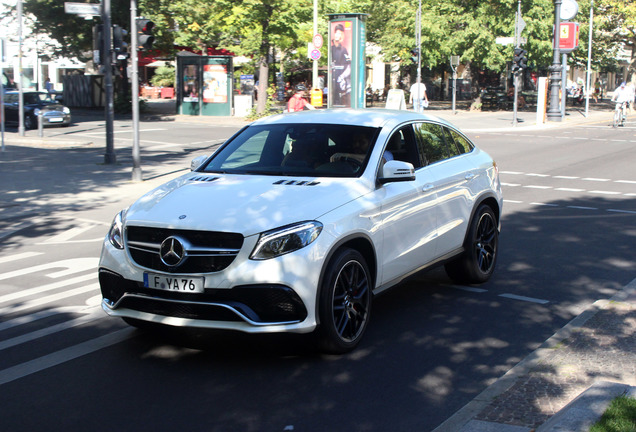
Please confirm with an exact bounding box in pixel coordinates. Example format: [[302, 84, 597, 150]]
[[0, 117, 634, 431]]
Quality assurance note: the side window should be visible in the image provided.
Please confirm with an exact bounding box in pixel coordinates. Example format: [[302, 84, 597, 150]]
[[413, 122, 448, 166], [385, 126, 421, 168], [443, 127, 474, 155]]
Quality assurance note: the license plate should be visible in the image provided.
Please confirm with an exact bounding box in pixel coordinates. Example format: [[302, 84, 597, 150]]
[[48, 117, 63, 123], [143, 273, 204, 293]]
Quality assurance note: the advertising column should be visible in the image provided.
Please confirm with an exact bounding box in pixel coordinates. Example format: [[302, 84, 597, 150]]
[[327, 14, 367, 109]]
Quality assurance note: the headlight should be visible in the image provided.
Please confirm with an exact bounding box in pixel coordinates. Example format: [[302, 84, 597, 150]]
[[108, 210, 126, 249], [250, 221, 322, 260], [62, 107, 70, 114], [34, 108, 41, 116]]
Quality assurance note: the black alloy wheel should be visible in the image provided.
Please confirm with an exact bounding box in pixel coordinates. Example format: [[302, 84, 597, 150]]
[[317, 248, 372, 353], [445, 204, 498, 284]]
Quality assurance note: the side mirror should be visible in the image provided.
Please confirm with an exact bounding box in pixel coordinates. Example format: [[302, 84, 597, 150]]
[[378, 160, 415, 184], [190, 155, 208, 171]]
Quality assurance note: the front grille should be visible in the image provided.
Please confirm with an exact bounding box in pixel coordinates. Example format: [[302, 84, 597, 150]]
[[99, 269, 307, 324], [126, 226, 244, 273]]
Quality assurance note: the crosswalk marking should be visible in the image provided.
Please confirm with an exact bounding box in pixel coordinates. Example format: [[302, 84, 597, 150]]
[[0, 328, 136, 386], [0, 283, 99, 316], [0, 273, 95, 304], [0, 252, 43, 264]]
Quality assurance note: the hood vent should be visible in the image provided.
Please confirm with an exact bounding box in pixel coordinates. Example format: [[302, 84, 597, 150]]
[[189, 175, 220, 183], [273, 179, 320, 186]]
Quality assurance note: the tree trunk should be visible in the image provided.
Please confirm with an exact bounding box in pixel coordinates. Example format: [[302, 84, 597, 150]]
[[256, 58, 269, 114]]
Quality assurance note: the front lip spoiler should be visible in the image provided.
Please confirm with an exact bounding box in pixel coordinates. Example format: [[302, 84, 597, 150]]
[[103, 294, 302, 327]]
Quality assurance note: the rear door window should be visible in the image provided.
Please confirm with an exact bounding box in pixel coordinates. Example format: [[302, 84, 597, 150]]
[[413, 122, 449, 166]]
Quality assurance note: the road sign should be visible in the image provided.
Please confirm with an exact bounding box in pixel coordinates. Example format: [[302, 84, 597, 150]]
[[496, 37, 526, 45], [64, 2, 101, 15], [313, 34, 323, 50], [310, 49, 321, 60]]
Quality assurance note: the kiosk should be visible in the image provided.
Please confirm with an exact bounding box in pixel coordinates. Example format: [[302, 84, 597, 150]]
[[177, 55, 233, 116]]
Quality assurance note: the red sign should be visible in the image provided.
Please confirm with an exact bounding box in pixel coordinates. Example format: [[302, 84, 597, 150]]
[[559, 22, 580, 52]]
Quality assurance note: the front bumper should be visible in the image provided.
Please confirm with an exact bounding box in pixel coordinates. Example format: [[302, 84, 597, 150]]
[[99, 268, 308, 330]]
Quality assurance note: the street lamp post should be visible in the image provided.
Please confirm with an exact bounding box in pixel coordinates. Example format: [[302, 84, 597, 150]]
[[547, 0, 563, 122]]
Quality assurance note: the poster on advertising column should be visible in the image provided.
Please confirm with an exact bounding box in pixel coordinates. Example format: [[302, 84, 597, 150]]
[[203, 64, 228, 103], [330, 20, 353, 107]]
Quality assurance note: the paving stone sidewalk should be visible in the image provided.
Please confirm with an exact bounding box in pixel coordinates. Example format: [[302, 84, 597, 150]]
[[439, 281, 636, 432]]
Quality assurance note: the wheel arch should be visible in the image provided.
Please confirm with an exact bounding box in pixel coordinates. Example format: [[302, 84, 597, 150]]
[[315, 233, 377, 324], [463, 194, 501, 245]]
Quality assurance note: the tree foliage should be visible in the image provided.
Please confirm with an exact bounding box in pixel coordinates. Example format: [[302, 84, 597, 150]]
[[14, 0, 635, 98]]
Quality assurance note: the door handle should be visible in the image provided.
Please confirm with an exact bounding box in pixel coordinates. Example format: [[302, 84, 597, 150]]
[[422, 184, 435, 192], [465, 173, 475, 181]]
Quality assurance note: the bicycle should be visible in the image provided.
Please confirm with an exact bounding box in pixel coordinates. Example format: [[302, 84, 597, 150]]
[[613, 101, 628, 128]]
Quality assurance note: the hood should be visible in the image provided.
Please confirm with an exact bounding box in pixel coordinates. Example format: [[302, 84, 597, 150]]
[[124, 173, 371, 236]]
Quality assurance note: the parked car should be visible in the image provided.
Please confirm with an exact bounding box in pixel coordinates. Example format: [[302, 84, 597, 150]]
[[2, 91, 71, 129], [99, 109, 503, 353]]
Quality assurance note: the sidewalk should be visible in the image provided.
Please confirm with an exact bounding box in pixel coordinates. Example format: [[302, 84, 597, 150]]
[[1, 99, 634, 431]]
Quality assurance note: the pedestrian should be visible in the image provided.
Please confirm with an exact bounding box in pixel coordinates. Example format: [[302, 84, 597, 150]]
[[593, 78, 600, 103], [409, 78, 429, 113], [44, 78, 53, 93], [287, 84, 316, 112]]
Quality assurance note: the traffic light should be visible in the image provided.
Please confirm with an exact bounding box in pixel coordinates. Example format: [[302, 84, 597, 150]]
[[93, 24, 104, 65], [136, 18, 155, 50], [518, 49, 528, 69], [112, 25, 129, 59], [410, 47, 420, 64], [513, 48, 528, 71]]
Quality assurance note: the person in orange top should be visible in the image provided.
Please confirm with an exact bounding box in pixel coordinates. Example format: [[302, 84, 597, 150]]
[[287, 85, 316, 112]]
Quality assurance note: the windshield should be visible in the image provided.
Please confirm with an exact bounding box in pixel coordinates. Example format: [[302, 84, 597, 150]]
[[201, 123, 380, 177], [23, 93, 56, 105]]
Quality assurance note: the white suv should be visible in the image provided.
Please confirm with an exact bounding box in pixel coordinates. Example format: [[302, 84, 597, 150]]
[[99, 109, 503, 353]]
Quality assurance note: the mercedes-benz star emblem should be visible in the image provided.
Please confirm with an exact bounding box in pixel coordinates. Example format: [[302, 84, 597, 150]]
[[160, 236, 186, 267]]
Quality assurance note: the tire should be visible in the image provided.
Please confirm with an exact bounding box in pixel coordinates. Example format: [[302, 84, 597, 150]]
[[613, 109, 620, 128], [316, 248, 372, 354], [445, 204, 499, 284], [24, 115, 35, 130]]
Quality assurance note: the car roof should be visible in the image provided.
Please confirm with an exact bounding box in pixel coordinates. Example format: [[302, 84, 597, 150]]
[[251, 108, 457, 130]]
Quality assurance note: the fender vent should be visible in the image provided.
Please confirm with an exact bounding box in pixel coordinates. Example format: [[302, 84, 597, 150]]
[[273, 180, 320, 186], [189, 176, 220, 183]]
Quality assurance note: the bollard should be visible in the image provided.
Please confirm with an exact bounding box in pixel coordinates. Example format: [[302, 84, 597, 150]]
[[38, 111, 44, 137]]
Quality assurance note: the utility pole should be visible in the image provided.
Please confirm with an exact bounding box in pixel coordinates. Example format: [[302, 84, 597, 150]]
[[547, 0, 563, 122], [17, 0, 24, 136], [131, 0, 142, 181], [512, 0, 523, 126], [103, 0, 117, 163], [416, 0, 422, 108], [584, 0, 594, 117]]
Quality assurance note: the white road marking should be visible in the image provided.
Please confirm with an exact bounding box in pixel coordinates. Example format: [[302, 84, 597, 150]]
[[499, 294, 550, 304], [582, 177, 611, 182], [0, 283, 99, 316], [608, 209, 636, 215], [589, 190, 622, 195], [0, 258, 98, 280], [567, 206, 598, 210], [0, 328, 136, 386], [0, 308, 102, 351], [554, 176, 579, 179], [0, 273, 95, 304], [501, 183, 521, 187], [530, 202, 559, 207], [524, 185, 552, 189], [616, 180, 636, 184], [555, 188, 585, 192], [0, 252, 43, 264], [0, 306, 94, 331]]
